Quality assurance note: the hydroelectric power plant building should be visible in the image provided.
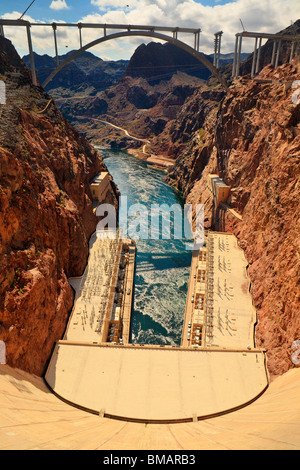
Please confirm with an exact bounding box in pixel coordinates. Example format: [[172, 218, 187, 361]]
[[90, 172, 111, 203], [207, 174, 231, 208], [44, 185, 269, 423]]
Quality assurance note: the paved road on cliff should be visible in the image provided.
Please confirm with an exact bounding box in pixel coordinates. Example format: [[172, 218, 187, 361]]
[[77, 115, 150, 145]]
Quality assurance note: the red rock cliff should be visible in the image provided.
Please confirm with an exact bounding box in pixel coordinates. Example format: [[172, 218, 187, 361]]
[[0, 37, 118, 375]]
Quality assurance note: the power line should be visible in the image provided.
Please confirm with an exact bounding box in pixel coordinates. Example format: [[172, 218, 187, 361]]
[[18, 0, 36, 20], [127, 63, 206, 70], [240, 18, 246, 32]]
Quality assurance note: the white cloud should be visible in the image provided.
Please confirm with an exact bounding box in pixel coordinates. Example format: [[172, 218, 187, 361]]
[[84, 0, 300, 54], [89, 0, 298, 57], [49, 0, 69, 10]]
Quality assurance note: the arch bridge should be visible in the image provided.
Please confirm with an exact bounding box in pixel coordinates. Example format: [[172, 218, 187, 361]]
[[0, 19, 228, 90]]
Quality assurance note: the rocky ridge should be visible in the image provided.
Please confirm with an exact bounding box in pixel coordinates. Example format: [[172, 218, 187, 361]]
[[43, 41, 211, 148], [125, 42, 214, 84], [61, 71, 205, 149]]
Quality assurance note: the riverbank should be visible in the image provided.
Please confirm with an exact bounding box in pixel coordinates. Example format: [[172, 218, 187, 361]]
[[127, 148, 175, 170]]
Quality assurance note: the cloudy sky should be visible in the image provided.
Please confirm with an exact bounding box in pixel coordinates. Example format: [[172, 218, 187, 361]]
[[1, 0, 299, 60]]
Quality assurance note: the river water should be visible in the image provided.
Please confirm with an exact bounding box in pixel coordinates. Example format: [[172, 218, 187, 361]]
[[98, 148, 192, 346]]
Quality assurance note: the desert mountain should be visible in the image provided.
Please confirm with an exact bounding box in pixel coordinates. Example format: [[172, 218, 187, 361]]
[[44, 41, 216, 146], [22, 50, 129, 96], [125, 42, 215, 83]]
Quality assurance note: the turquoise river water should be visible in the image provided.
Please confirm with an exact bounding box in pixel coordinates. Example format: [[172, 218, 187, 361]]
[[99, 148, 192, 346]]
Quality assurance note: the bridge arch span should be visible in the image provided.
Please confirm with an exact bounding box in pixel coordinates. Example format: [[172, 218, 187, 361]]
[[42, 30, 228, 90]]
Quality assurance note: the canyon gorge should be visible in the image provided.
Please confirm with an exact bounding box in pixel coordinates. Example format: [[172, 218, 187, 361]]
[[0, 19, 299, 382]]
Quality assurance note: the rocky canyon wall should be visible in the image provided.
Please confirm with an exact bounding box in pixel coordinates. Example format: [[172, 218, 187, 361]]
[[166, 63, 300, 378], [0, 37, 118, 375]]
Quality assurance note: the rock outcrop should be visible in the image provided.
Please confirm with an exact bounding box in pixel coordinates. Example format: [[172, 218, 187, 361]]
[[0, 36, 118, 375], [125, 42, 213, 84]]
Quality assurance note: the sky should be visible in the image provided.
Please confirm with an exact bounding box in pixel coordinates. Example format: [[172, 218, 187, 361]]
[[0, 0, 300, 60]]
